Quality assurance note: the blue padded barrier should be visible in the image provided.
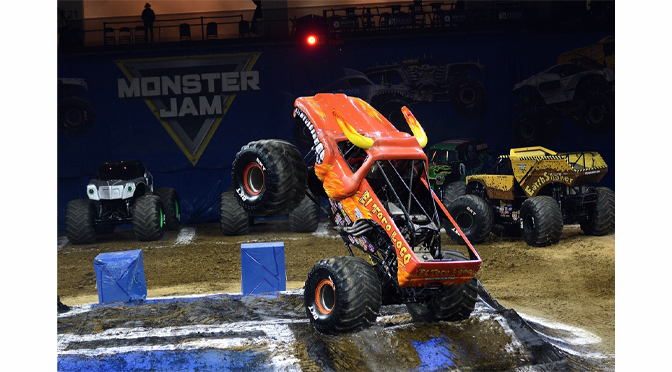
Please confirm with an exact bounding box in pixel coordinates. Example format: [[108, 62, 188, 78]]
[[240, 242, 286, 295], [94, 249, 147, 303]]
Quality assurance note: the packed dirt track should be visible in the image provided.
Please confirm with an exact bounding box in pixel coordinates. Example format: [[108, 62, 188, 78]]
[[57, 218, 615, 371]]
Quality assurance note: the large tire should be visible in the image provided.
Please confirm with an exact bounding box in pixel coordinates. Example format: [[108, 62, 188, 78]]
[[220, 190, 250, 236], [579, 93, 615, 133], [450, 77, 488, 119], [132, 195, 164, 241], [231, 140, 307, 217], [440, 181, 467, 207], [581, 187, 615, 236], [406, 249, 478, 322], [154, 187, 180, 230], [304, 256, 382, 334], [58, 97, 96, 137], [446, 194, 493, 244], [512, 109, 562, 146], [65, 199, 97, 244], [520, 196, 563, 247], [288, 192, 320, 233]]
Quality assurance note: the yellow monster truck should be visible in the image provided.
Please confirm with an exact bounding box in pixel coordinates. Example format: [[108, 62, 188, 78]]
[[442, 146, 615, 247]]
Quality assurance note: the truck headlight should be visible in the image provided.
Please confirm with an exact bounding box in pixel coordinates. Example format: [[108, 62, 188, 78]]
[[87, 185, 99, 200], [123, 183, 136, 199]]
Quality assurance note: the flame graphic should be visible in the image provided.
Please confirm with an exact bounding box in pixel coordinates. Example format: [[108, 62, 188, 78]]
[[351, 97, 383, 122], [315, 163, 345, 199]]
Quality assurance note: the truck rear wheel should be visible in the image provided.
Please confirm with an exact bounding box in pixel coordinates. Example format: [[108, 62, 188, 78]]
[[406, 249, 478, 322], [450, 77, 488, 119], [288, 191, 320, 233], [446, 194, 493, 244], [304, 256, 382, 334], [154, 187, 180, 230], [232, 140, 307, 217], [440, 181, 467, 207], [132, 195, 164, 241], [581, 187, 615, 236], [520, 196, 563, 246], [220, 190, 250, 236], [65, 199, 97, 244]]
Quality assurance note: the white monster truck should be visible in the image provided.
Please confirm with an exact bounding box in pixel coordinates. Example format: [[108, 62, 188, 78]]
[[64, 159, 180, 244]]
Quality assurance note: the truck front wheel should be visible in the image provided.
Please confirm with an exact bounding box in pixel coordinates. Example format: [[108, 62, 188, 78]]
[[232, 140, 307, 217], [304, 256, 382, 334], [446, 194, 493, 244], [520, 196, 563, 247], [132, 195, 165, 241], [65, 199, 97, 244]]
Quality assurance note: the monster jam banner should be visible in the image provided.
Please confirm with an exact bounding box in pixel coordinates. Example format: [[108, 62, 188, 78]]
[[57, 30, 615, 230]]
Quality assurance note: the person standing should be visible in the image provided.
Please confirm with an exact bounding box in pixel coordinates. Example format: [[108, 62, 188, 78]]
[[142, 3, 156, 42]]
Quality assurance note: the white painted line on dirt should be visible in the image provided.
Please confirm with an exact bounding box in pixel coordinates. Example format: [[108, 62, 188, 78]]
[[518, 312, 610, 359], [519, 312, 601, 346], [58, 319, 308, 369], [58, 236, 69, 250], [174, 227, 196, 245]]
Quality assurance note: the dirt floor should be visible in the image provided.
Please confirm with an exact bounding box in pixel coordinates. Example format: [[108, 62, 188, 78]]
[[57, 218, 615, 359]]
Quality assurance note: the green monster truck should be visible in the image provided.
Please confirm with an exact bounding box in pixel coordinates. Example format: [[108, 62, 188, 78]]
[[227, 93, 482, 334], [427, 138, 492, 205], [441, 146, 615, 247]]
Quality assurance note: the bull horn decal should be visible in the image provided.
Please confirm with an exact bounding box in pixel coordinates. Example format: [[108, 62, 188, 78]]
[[401, 106, 427, 148], [333, 109, 374, 149]]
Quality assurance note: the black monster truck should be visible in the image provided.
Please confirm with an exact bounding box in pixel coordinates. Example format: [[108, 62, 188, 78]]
[[512, 62, 615, 145], [219, 140, 321, 236], [318, 58, 488, 126], [65, 159, 180, 244], [230, 93, 482, 334]]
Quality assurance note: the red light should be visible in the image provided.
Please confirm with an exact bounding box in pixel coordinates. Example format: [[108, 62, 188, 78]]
[[306, 35, 317, 46]]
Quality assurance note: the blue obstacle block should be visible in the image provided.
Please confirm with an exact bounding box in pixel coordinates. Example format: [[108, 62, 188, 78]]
[[94, 249, 147, 304], [240, 242, 286, 295]]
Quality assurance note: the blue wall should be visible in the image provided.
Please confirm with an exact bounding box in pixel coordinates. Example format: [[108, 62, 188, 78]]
[[57, 30, 615, 231]]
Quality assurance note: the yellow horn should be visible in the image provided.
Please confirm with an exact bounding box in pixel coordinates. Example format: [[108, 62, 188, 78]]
[[401, 106, 427, 148], [333, 109, 374, 149]]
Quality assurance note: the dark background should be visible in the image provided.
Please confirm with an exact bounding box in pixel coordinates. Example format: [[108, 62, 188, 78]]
[[56, 1, 616, 231]]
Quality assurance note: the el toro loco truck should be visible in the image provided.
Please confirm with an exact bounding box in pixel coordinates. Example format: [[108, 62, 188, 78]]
[[228, 94, 482, 334]]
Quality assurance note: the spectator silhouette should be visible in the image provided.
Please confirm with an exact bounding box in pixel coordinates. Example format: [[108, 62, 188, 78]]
[[142, 3, 156, 42]]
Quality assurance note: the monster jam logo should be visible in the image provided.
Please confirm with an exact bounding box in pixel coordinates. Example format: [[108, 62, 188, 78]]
[[116, 53, 261, 165]]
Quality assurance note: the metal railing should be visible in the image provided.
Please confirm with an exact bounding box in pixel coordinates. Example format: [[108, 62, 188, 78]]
[[101, 14, 247, 45]]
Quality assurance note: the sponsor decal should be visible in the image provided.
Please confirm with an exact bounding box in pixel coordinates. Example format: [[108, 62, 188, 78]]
[[115, 53, 261, 165]]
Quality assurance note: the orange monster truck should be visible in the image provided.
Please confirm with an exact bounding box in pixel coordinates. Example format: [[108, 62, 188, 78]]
[[230, 93, 482, 334]]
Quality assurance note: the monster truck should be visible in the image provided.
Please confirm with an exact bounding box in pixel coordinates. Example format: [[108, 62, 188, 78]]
[[427, 138, 492, 205], [219, 155, 321, 236], [442, 146, 615, 247], [317, 58, 488, 126], [231, 93, 482, 334], [512, 62, 615, 145], [65, 159, 180, 244]]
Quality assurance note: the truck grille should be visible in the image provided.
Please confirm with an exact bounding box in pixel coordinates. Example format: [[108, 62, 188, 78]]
[[99, 186, 123, 199]]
